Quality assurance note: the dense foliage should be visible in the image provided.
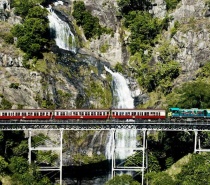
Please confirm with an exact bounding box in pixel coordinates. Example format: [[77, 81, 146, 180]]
[[123, 11, 165, 55], [167, 81, 210, 108], [12, 0, 45, 17], [165, 0, 182, 10], [11, 1, 50, 59], [105, 174, 140, 185], [147, 153, 210, 185], [117, 0, 152, 14], [0, 131, 51, 184], [117, 0, 180, 93], [72, 1, 112, 40]]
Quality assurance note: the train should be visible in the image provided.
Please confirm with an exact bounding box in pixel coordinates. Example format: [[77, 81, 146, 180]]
[[0, 108, 165, 120], [0, 107, 210, 121]]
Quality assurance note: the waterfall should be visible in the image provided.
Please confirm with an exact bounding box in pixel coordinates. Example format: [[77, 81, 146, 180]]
[[47, 7, 76, 53], [105, 66, 137, 161]]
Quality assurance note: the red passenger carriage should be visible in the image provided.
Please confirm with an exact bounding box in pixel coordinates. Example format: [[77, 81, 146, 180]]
[[0, 109, 166, 121]]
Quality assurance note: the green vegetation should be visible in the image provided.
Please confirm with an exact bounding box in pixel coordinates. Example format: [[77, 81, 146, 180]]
[[9, 83, 20, 89], [84, 80, 112, 108], [36, 151, 58, 165], [123, 11, 164, 55], [165, 0, 181, 10], [12, 0, 45, 17], [170, 21, 180, 37], [105, 174, 140, 185], [99, 42, 109, 53], [0, 131, 51, 184], [117, 0, 152, 14], [72, 1, 113, 40], [56, 89, 72, 108], [117, 0, 178, 93], [0, 97, 12, 109], [167, 81, 210, 108], [12, 3, 50, 59], [147, 153, 210, 185], [114, 63, 124, 73], [72, 153, 106, 165], [206, 0, 210, 8]]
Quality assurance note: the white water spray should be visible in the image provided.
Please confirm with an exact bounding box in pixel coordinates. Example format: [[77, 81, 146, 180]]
[[47, 7, 76, 53], [105, 66, 137, 160]]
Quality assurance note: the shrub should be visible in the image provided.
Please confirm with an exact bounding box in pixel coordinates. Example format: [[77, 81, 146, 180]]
[[9, 83, 19, 89]]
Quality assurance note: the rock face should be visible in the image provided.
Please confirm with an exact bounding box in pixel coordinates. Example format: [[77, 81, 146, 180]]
[[71, 0, 128, 66], [151, 0, 210, 85], [0, 0, 209, 109]]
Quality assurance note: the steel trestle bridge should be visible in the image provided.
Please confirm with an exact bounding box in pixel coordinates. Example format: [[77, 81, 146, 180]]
[[1, 120, 210, 130], [1, 120, 210, 185]]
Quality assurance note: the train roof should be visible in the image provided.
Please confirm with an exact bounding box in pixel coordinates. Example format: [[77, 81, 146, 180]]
[[0, 109, 53, 111]]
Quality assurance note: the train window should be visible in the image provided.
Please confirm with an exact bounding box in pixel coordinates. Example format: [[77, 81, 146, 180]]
[[144, 112, 149, 116], [22, 113, 26, 116]]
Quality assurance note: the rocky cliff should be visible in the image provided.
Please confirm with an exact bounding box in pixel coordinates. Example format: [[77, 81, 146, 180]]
[[0, 0, 209, 109]]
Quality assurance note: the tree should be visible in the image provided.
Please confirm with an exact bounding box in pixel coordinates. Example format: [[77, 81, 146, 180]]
[[176, 154, 210, 185], [12, 5, 50, 59], [117, 0, 152, 14], [72, 1, 112, 40], [12, 0, 45, 17], [146, 172, 176, 185], [12, 140, 28, 156], [105, 174, 140, 185], [9, 156, 29, 174], [0, 156, 8, 174], [167, 81, 210, 108]]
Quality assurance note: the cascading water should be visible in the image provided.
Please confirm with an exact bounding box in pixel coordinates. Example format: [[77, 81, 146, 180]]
[[47, 6, 76, 53], [104, 66, 137, 161]]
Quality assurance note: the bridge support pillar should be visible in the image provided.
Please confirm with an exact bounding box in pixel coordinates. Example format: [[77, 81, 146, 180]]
[[111, 128, 148, 184], [194, 130, 202, 153], [28, 129, 63, 185], [194, 130, 210, 153]]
